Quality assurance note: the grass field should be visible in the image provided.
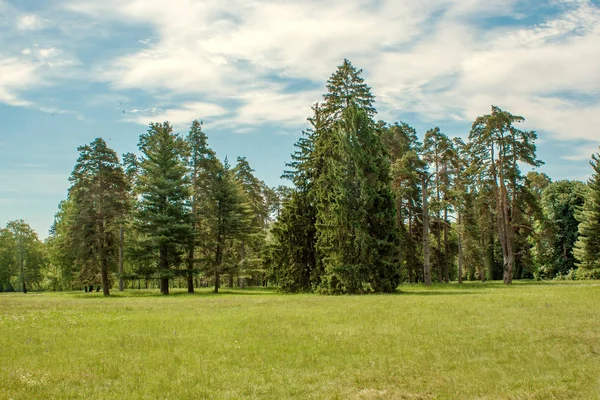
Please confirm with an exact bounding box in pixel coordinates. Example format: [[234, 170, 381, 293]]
[[1, 281, 599, 399]]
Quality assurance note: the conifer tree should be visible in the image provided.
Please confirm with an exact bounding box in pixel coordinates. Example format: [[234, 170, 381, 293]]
[[210, 158, 254, 293], [186, 120, 219, 293], [322, 59, 376, 121], [317, 105, 398, 293], [135, 122, 191, 295], [67, 138, 129, 296], [574, 149, 600, 278]]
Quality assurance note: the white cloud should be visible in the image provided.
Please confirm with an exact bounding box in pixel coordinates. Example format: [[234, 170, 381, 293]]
[[0, 0, 583, 148], [0, 58, 40, 106], [38, 47, 59, 58], [17, 14, 45, 31], [126, 101, 228, 127]]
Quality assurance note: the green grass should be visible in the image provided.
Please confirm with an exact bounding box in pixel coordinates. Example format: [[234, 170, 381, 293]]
[[1, 281, 599, 399]]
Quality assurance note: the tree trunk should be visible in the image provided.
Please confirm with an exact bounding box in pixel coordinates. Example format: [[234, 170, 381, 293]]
[[457, 210, 464, 284], [214, 235, 223, 294], [101, 256, 110, 296], [19, 246, 27, 294], [443, 207, 449, 282], [160, 246, 169, 295], [422, 176, 432, 286], [118, 225, 124, 292], [187, 245, 195, 294]]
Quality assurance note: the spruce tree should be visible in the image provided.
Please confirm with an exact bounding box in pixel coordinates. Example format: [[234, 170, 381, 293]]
[[574, 150, 600, 278], [317, 105, 398, 293], [323, 58, 376, 121], [273, 104, 324, 292], [135, 122, 191, 295]]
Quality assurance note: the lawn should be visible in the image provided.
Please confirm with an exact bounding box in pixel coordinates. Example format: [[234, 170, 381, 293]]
[[0, 281, 599, 399]]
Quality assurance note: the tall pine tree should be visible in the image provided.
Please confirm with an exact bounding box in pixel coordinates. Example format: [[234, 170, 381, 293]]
[[67, 138, 129, 296]]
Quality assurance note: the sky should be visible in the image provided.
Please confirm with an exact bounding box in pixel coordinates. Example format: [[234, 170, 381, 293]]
[[1, 0, 599, 239]]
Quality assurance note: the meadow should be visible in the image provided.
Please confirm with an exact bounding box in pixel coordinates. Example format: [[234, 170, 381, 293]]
[[1, 281, 599, 399]]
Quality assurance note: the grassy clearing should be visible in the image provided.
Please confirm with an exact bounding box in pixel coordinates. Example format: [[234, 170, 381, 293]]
[[1, 281, 599, 399]]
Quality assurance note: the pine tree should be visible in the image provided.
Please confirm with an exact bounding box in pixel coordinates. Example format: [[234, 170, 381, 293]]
[[67, 138, 129, 296], [383, 122, 424, 283], [574, 150, 600, 278], [185, 120, 219, 293], [211, 158, 254, 293], [469, 106, 541, 284], [135, 122, 191, 295]]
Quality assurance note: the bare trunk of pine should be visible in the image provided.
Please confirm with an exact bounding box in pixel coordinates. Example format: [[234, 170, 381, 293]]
[[422, 177, 432, 286], [457, 210, 464, 284], [118, 225, 124, 292], [443, 207, 449, 282], [214, 235, 223, 293], [187, 245, 195, 294]]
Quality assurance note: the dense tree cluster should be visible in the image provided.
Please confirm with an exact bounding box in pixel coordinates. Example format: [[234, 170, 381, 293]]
[[1, 59, 599, 294]]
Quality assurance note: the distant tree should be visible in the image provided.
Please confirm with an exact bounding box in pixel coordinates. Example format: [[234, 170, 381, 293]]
[[135, 122, 191, 295], [534, 180, 586, 278], [574, 149, 600, 278], [0, 220, 46, 293], [67, 138, 129, 296]]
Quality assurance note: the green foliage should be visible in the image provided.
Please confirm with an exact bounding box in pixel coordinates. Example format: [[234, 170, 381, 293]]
[[316, 105, 398, 293], [574, 150, 600, 278], [135, 122, 192, 294], [534, 180, 586, 278], [0, 220, 46, 292], [66, 138, 130, 295]]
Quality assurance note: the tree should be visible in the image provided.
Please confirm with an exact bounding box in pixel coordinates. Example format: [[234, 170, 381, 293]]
[[210, 158, 254, 293], [135, 122, 191, 295], [574, 149, 600, 278], [273, 103, 324, 292], [469, 106, 542, 284], [316, 105, 398, 293], [383, 122, 424, 283], [185, 120, 219, 293], [0, 220, 46, 292], [423, 128, 455, 282], [67, 138, 129, 296], [323, 58, 376, 121], [534, 180, 586, 278]]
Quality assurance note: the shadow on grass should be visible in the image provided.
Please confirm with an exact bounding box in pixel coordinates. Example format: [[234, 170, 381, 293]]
[[397, 290, 478, 296], [70, 287, 279, 299]]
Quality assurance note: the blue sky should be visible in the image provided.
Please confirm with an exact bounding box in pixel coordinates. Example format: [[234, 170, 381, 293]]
[[1, 0, 599, 239]]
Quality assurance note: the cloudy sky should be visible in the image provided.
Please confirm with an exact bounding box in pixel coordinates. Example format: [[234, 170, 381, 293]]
[[1, 0, 599, 238]]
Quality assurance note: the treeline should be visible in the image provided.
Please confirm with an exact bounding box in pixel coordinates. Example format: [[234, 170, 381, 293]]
[[1, 59, 599, 294]]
